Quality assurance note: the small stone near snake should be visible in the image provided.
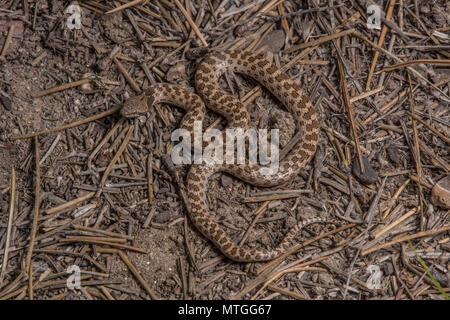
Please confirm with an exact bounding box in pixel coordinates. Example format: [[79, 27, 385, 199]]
[[431, 269, 449, 287], [431, 175, 450, 209], [221, 174, 233, 187], [0, 95, 12, 111], [258, 30, 285, 53], [383, 262, 394, 276], [152, 210, 172, 224], [387, 145, 402, 166], [166, 62, 187, 81], [353, 156, 378, 184]]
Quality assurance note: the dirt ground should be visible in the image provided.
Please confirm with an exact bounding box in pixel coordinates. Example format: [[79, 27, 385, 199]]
[[0, 1, 449, 300]]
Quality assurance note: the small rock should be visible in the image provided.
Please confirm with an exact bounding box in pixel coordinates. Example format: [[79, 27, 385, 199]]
[[153, 210, 172, 223], [318, 272, 335, 286], [97, 150, 112, 167], [387, 145, 402, 166], [79, 81, 93, 93], [258, 29, 285, 53], [79, 73, 95, 93], [0, 95, 12, 111], [431, 176, 450, 209], [166, 62, 187, 81], [352, 156, 378, 184], [431, 269, 449, 287], [383, 262, 394, 276], [221, 174, 233, 187], [260, 233, 270, 244]]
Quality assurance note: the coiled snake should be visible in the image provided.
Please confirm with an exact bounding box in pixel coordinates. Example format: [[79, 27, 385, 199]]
[[121, 50, 328, 262]]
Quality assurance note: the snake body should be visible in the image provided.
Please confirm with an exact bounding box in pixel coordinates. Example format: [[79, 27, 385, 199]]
[[121, 50, 322, 262]]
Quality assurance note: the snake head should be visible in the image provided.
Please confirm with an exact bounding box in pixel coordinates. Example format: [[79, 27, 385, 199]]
[[120, 93, 151, 118]]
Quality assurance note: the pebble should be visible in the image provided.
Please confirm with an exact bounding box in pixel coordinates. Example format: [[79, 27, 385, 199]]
[[383, 262, 394, 276], [387, 145, 402, 166], [221, 174, 233, 187], [352, 156, 378, 184], [431, 176, 450, 209], [0, 95, 12, 111], [166, 62, 187, 81], [259, 29, 285, 53], [153, 210, 172, 223]]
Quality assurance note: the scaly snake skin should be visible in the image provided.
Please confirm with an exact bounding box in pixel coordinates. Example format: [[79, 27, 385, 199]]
[[122, 50, 331, 262]]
